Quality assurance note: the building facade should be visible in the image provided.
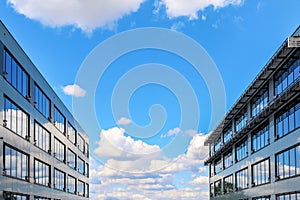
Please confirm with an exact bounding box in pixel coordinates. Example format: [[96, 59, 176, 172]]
[[205, 27, 300, 200], [0, 21, 89, 199]]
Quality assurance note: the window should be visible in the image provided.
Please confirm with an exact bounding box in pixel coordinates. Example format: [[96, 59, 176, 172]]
[[252, 158, 270, 186], [34, 84, 50, 119], [236, 138, 248, 162], [4, 50, 29, 97], [78, 157, 85, 175], [86, 183, 89, 198], [67, 149, 76, 169], [67, 175, 76, 194], [86, 142, 89, 158], [251, 89, 268, 118], [85, 163, 89, 177], [54, 168, 65, 191], [236, 168, 248, 190], [34, 159, 50, 187], [224, 175, 233, 194], [34, 197, 51, 200], [224, 151, 233, 169], [54, 137, 65, 162], [3, 192, 29, 200], [77, 134, 85, 153], [214, 137, 222, 152], [276, 191, 300, 200], [275, 102, 300, 139], [223, 128, 233, 144], [275, 58, 300, 95], [78, 180, 85, 196], [276, 144, 300, 180], [68, 123, 76, 145], [253, 196, 271, 200], [34, 121, 51, 153], [236, 111, 248, 133], [210, 183, 214, 197], [214, 180, 222, 196], [54, 107, 65, 134], [4, 97, 29, 139], [214, 158, 222, 174], [4, 144, 28, 180], [210, 145, 215, 156], [252, 124, 269, 153]]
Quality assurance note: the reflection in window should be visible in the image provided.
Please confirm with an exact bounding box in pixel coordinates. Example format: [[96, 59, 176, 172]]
[[275, 58, 300, 95], [34, 197, 51, 200], [68, 123, 76, 145], [276, 191, 300, 200], [224, 175, 233, 194], [85, 163, 89, 177], [4, 50, 29, 97], [275, 102, 300, 139], [77, 134, 85, 153], [252, 158, 270, 186], [224, 151, 233, 169], [251, 89, 268, 118], [54, 168, 65, 191], [236, 138, 248, 162], [34, 121, 50, 153], [86, 183, 89, 198], [78, 180, 85, 196], [54, 107, 65, 134], [214, 180, 222, 196], [3, 192, 29, 200], [236, 111, 248, 133], [214, 158, 222, 174], [214, 137, 221, 152], [54, 137, 65, 162], [252, 125, 269, 153], [236, 168, 248, 190], [67, 175, 76, 194], [78, 157, 85, 175], [253, 196, 271, 200], [4, 97, 29, 139], [4, 145, 28, 180], [34, 159, 50, 187], [276, 144, 300, 180], [223, 128, 233, 144], [34, 84, 50, 119], [67, 149, 76, 169]]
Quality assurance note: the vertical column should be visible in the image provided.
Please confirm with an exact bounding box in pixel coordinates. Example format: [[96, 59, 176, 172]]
[[232, 120, 236, 164], [0, 41, 4, 74], [269, 76, 275, 102]]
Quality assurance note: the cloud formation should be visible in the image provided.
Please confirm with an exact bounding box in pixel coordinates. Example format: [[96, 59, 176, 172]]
[[161, 0, 243, 20], [91, 127, 210, 199], [7, 0, 145, 32], [117, 117, 132, 125], [62, 84, 86, 97]]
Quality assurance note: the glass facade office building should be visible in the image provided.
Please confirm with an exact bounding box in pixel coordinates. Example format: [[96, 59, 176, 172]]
[[205, 27, 300, 200], [0, 21, 89, 199]]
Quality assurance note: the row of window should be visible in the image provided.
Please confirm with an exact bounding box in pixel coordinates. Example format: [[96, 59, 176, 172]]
[[3, 96, 89, 176], [211, 57, 300, 154], [3, 144, 89, 197], [212, 124, 270, 175], [3, 49, 88, 155], [211, 99, 299, 167], [211, 143, 300, 196], [237, 191, 300, 200]]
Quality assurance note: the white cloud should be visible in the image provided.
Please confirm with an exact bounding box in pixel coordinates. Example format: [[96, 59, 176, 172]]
[[170, 21, 185, 31], [91, 127, 210, 199], [160, 127, 182, 138], [161, 0, 243, 20], [117, 117, 132, 125], [62, 84, 86, 97], [7, 0, 145, 32]]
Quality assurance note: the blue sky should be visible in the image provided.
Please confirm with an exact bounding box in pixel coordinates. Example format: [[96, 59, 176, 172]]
[[1, 0, 300, 199]]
